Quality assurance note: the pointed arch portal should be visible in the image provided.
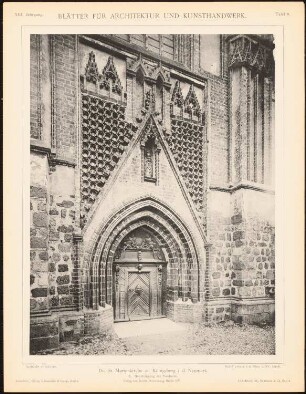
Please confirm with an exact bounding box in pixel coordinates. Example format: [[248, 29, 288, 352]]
[[83, 198, 202, 322]]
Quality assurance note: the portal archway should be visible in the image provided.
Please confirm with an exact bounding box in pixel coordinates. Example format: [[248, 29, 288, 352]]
[[84, 198, 204, 321]]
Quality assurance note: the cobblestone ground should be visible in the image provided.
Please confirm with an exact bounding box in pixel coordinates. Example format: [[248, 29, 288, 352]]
[[38, 321, 275, 355]]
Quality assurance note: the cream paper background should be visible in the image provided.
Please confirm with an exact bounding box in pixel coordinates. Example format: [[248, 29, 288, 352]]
[[3, 2, 304, 392]]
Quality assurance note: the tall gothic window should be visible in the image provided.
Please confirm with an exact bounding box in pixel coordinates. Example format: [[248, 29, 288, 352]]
[[113, 35, 175, 60], [147, 35, 161, 55], [130, 34, 146, 47], [112, 34, 130, 42], [146, 35, 174, 59], [161, 35, 174, 59]]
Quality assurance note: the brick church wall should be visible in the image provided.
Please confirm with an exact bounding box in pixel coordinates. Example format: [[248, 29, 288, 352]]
[[29, 34, 275, 352], [30, 35, 41, 140], [208, 77, 229, 185], [52, 35, 77, 162]]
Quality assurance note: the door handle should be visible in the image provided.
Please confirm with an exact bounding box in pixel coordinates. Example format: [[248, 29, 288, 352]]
[[135, 285, 142, 295]]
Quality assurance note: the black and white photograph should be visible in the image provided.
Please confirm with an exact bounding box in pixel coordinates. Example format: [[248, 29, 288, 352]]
[[29, 33, 276, 356], [3, 2, 304, 392]]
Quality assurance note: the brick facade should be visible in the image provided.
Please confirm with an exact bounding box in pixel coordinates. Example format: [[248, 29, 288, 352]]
[[30, 34, 275, 353]]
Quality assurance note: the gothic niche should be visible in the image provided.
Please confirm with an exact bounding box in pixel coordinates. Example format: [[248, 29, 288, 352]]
[[115, 228, 165, 262], [126, 55, 171, 126], [140, 118, 161, 183]]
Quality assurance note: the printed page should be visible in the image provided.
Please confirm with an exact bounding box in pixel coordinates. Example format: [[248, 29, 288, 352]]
[[3, 2, 304, 392]]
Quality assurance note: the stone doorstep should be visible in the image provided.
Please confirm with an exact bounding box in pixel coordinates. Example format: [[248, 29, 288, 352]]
[[113, 318, 187, 339]]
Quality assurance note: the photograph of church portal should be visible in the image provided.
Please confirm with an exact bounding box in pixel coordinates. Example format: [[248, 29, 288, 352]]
[[30, 34, 275, 355]]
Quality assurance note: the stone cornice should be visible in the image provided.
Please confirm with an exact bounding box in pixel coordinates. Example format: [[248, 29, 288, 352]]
[[30, 139, 51, 155], [30, 141, 76, 169], [50, 157, 76, 168]]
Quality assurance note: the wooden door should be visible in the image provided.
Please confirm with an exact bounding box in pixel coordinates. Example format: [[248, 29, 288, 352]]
[[127, 272, 150, 320], [113, 263, 166, 322]]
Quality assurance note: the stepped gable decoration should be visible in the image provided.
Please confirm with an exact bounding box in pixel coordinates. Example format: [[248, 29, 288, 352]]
[[81, 93, 137, 226], [184, 84, 202, 121], [228, 35, 274, 75], [99, 56, 123, 94], [84, 51, 99, 83]]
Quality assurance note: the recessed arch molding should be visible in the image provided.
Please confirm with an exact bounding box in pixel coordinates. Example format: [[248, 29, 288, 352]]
[[82, 197, 207, 315]]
